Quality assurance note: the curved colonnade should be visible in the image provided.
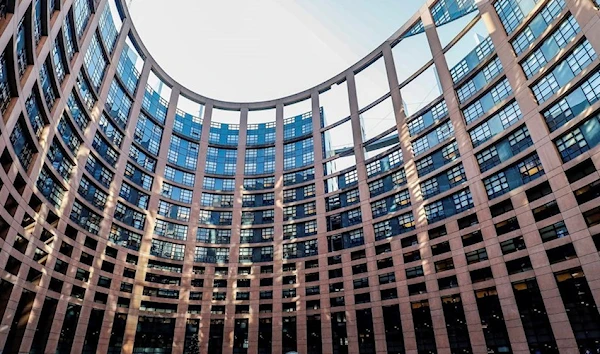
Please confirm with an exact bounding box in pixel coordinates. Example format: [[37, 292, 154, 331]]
[[0, 0, 600, 353]]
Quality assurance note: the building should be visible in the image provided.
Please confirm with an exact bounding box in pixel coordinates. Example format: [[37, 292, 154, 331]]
[[0, 0, 599, 353]]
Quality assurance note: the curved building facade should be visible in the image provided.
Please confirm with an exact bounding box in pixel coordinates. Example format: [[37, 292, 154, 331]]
[[0, 0, 600, 353]]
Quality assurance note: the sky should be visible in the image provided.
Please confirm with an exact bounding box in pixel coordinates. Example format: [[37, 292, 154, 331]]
[[127, 0, 428, 102]]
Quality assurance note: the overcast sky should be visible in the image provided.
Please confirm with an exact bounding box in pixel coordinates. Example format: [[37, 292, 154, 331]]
[[127, 0, 428, 102]]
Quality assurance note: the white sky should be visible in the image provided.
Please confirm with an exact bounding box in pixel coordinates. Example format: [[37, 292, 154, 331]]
[[128, 0, 428, 102]]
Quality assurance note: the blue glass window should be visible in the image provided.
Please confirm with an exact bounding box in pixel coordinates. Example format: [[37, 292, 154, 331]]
[[407, 100, 448, 136], [66, 91, 90, 130], [57, 114, 82, 154], [204, 177, 235, 191], [367, 168, 407, 197], [106, 79, 132, 128], [33, 0, 43, 44], [420, 164, 467, 199], [194, 247, 229, 264], [10, 120, 36, 170], [25, 92, 47, 139], [511, 0, 566, 56], [463, 78, 512, 124], [109, 224, 142, 251], [457, 57, 503, 103], [244, 176, 275, 190], [117, 43, 141, 95], [371, 189, 411, 218], [247, 122, 276, 145], [424, 188, 474, 223], [450, 37, 494, 83], [245, 147, 275, 175], [373, 212, 415, 240], [554, 113, 600, 162], [284, 201, 317, 221], [206, 147, 236, 175], [366, 149, 403, 178], [161, 183, 193, 204], [199, 209, 233, 226], [209, 122, 240, 146], [323, 169, 358, 192], [120, 182, 150, 209], [284, 137, 314, 170], [70, 199, 102, 234], [92, 133, 119, 166], [520, 15, 580, 78], [415, 141, 460, 177], [239, 227, 274, 244], [283, 220, 317, 240], [114, 202, 146, 230], [85, 154, 113, 188], [174, 109, 202, 140], [78, 176, 108, 210], [283, 167, 314, 187], [326, 208, 362, 231], [83, 34, 108, 90], [76, 72, 96, 110], [165, 165, 195, 187], [327, 228, 365, 252], [483, 153, 544, 199], [283, 239, 318, 259], [62, 13, 77, 60], [494, 0, 540, 35], [283, 112, 313, 140], [403, 20, 424, 38], [155, 219, 188, 241], [48, 139, 74, 181], [412, 120, 454, 156], [476, 125, 533, 172], [431, 0, 477, 26], [0, 53, 11, 113], [73, 0, 92, 39], [142, 85, 168, 124], [40, 61, 58, 110], [150, 239, 185, 261], [241, 209, 274, 225], [37, 166, 65, 209], [240, 246, 274, 262], [543, 70, 600, 132], [98, 114, 124, 147], [532, 40, 596, 103], [242, 192, 275, 207], [469, 101, 522, 147], [134, 113, 163, 156], [124, 162, 153, 191], [52, 40, 67, 84], [98, 3, 119, 53], [16, 19, 28, 77], [129, 144, 156, 172], [167, 136, 198, 171]]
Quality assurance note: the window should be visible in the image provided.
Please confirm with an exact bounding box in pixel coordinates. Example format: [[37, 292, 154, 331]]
[[466, 248, 488, 264], [406, 266, 424, 279]]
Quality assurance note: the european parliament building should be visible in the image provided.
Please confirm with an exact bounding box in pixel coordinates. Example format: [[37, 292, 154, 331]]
[[0, 0, 599, 353]]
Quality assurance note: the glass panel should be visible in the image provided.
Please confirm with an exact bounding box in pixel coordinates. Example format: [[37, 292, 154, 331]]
[[401, 65, 442, 117], [392, 31, 433, 84], [355, 56, 389, 109], [320, 82, 350, 127]]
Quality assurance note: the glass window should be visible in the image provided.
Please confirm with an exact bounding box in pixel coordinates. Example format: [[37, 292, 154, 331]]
[[168, 135, 198, 171], [105, 79, 132, 128], [134, 113, 163, 156], [83, 34, 108, 90]]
